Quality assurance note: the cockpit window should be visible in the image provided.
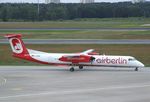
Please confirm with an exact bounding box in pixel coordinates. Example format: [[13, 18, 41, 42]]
[[128, 58, 136, 61]]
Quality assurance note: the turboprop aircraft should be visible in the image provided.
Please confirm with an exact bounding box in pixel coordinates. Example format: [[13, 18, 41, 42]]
[[5, 34, 144, 72]]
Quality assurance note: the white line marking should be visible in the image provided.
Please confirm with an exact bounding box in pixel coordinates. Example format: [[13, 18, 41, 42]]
[[0, 76, 7, 86], [0, 84, 150, 99], [3, 78, 7, 84]]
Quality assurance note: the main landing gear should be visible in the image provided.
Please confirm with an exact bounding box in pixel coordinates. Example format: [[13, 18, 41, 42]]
[[70, 67, 75, 72], [69, 66, 84, 72], [135, 67, 138, 71], [79, 65, 83, 69]]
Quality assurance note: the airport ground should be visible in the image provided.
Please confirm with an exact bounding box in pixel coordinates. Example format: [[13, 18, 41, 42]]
[[0, 18, 150, 102], [0, 18, 150, 29], [0, 66, 150, 102], [0, 18, 149, 66], [0, 18, 150, 39], [0, 44, 150, 66], [1, 29, 150, 39]]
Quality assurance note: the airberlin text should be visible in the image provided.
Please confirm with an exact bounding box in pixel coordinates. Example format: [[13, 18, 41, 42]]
[[96, 57, 127, 64]]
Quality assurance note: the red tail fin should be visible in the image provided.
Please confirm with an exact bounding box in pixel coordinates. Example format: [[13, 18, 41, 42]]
[[5, 34, 49, 64], [5, 34, 29, 56]]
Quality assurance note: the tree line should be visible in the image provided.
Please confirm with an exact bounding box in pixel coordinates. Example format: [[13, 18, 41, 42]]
[[0, 2, 150, 21]]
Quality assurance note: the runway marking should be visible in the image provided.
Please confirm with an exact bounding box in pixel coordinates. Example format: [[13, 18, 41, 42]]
[[11, 88, 23, 91], [0, 76, 7, 86], [0, 84, 150, 99]]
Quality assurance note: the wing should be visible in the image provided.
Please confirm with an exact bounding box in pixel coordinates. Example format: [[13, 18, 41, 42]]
[[59, 49, 97, 63], [59, 55, 93, 63], [81, 49, 95, 54], [81, 49, 99, 55]]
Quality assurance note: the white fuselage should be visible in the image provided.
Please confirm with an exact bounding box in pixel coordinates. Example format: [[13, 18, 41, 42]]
[[5, 34, 145, 72], [28, 49, 144, 68]]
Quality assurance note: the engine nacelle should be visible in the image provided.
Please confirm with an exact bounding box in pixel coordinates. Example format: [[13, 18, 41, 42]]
[[59, 55, 95, 64]]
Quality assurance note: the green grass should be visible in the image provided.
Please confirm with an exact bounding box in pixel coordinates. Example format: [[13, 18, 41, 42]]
[[0, 18, 150, 29], [0, 30, 150, 39], [0, 44, 149, 66], [0, 18, 149, 39]]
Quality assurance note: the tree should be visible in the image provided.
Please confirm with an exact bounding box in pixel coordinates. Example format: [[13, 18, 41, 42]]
[[0, 2, 150, 21]]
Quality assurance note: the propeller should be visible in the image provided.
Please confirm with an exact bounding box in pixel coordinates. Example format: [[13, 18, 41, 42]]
[[90, 56, 95, 64]]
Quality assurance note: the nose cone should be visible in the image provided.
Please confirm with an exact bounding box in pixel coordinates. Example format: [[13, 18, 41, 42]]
[[139, 61, 145, 67]]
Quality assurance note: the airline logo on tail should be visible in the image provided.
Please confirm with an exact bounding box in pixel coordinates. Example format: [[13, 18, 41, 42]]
[[10, 38, 23, 54]]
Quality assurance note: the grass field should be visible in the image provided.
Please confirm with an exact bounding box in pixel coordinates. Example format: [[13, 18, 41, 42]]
[[0, 18, 149, 67], [0, 18, 150, 39], [0, 44, 149, 66], [0, 30, 150, 39], [0, 18, 150, 29]]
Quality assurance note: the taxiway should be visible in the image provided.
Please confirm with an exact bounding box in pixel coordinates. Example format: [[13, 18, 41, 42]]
[[1, 39, 150, 44], [0, 28, 150, 31], [0, 66, 150, 102]]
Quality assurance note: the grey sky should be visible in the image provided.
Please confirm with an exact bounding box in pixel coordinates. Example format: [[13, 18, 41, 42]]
[[0, 0, 136, 3]]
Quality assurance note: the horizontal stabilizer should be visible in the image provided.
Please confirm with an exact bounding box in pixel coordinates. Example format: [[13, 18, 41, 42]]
[[4, 34, 22, 38]]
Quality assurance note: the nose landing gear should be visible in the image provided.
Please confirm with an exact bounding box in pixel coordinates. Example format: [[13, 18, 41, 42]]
[[135, 67, 138, 71]]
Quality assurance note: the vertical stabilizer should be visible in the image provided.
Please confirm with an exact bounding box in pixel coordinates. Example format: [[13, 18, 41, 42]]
[[5, 34, 29, 56]]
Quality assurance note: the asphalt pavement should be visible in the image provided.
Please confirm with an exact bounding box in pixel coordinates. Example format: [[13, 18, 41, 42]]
[[1, 39, 150, 44], [0, 66, 150, 102], [0, 28, 150, 31], [1, 28, 150, 44]]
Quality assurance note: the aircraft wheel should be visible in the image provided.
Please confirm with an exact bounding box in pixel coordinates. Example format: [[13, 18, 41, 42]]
[[70, 67, 75, 72], [135, 67, 138, 71], [79, 66, 83, 69]]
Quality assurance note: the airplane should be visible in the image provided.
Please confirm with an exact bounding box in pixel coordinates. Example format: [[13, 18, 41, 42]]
[[5, 34, 144, 72]]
